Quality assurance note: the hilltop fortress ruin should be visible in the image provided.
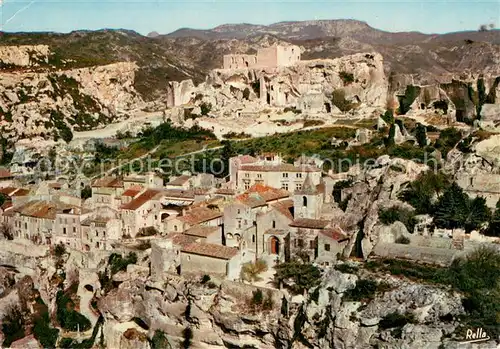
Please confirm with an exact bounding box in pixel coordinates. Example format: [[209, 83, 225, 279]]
[[223, 45, 301, 69]]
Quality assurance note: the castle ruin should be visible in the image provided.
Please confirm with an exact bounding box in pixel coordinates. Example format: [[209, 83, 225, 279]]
[[223, 45, 301, 70]]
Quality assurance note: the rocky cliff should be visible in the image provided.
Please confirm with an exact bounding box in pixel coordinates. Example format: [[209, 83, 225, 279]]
[[0, 45, 144, 143]]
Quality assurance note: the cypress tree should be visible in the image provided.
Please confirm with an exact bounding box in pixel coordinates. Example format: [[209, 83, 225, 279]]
[[464, 197, 491, 233], [486, 199, 500, 237], [433, 182, 469, 229], [415, 123, 427, 147]]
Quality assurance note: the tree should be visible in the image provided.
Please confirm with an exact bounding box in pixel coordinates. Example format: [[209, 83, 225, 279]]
[[81, 185, 92, 200], [0, 221, 14, 240], [485, 199, 500, 237], [274, 260, 321, 295], [220, 140, 236, 177], [0, 192, 6, 207], [399, 171, 450, 214], [2, 305, 25, 347], [415, 123, 427, 147], [433, 182, 469, 229], [464, 197, 491, 233], [381, 110, 395, 125], [200, 102, 212, 116], [243, 87, 251, 100], [385, 124, 396, 147]]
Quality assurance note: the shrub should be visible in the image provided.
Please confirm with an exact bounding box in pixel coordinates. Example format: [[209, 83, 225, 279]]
[[243, 87, 251, 100], [56, 288, 92, 332], [378, 206, 417, 233], [201, 275, 211, 284], [339, 71, 354, 85], [395, 236, 411, 244], [55, 243, 67, 258], [343, 279, 378, 301], [331, 89, 355, 112], [33, 305, 59, 348], [332, 179, 353, 204], [151, 330, 170, 349], [334, 264, 359, 274], [381, 110, 395, 125], [200, 102, 212, 116], [251, 289, 264, 306], [240, 259, 268, 282], [303, 119, 324, 128], [379, 312, 416, 338], [1, 305, 25, 347], [109, 252, 137, 275], [398, 85, 421, 115], [81, 185, 92, 200], [274, 260, 321, 294]]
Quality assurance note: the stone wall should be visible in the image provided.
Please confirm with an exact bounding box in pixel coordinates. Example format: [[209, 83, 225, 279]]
[[371, 242, 460, 266]]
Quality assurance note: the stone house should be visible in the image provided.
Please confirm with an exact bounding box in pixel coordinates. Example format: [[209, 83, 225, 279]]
[[0, 168, 14, 188], [165, 206, 222, 235], [223, 184, 290, 250], [53, 206, 87, 250], [289, 218, 331, 262], [166, 175, 191, 190], [235, 163, 322, 192], [120, 189, 165, 238], [90, 176, 124, 209], [123, 172, 163, 190], [315, 228, 349, 267], [81, 207, 122, 251]]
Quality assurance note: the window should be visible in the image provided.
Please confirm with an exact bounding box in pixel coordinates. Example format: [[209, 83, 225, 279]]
[[252, 235, 255, 243], [302, 196, 308, 207], [245, 173, 250, 178], [310, 240, 315, 249], [237, 209, 240, 214], [187, 255, 191, 261], [227, 233, 233, 239], [325, 244, 331, 251], [282, 173, 288, 178], [296, 184, 302, 191], [272, 220, 276, 229], [174, 225, 178, 232], [73, 227, 76, 233], [298, 239, 304, 248], [63, 228, 67, 235], [257, 174, 262, 178], [237, 219, 242, 228], [244, 184, 250, 190], [96, 232, 99, 237], [296, 173, 302, 178], [281, 183, 289, 190]]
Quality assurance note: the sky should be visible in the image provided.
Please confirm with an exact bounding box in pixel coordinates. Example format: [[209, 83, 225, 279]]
[[0, 0, 498, 35]]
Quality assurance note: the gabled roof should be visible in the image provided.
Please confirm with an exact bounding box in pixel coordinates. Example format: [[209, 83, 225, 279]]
[[178, 207, 222, 225], [163, 189, 196, 199], [166, 232, 199, 247], [319, 228, 349, 242], [11, 188, 30, 197], [182, 242, 239, 260], [183, 225, 219, 238], [237, 184, 290, 208], [295, 173, 318, 195], [270, 199, 294, 220], [120, 189, 163, 211], [91, 176, 123, 188], [0, 187, 19, 196], [122, 185, 143, 197], [14, 200, 60, 219], [215, 188, 236, 195], [290, 218, 330, 229]]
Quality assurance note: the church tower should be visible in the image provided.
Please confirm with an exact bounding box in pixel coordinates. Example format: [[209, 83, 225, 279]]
[[293, 174, 323, 219]]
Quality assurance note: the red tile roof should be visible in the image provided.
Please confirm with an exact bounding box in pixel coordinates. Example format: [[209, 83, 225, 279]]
[[11, 188, 30, 197], [122, 185, 143, 197], [15, 201, 58, 219], [120, 189, 162, 211], [91, 176, 124, 188], [0, 187, 18, 196], [183, 226, 219, 238], [270, 199, 294, 220], [0, 168, 13, 179], [237, 155, 258, 164], [237, 184, 290, 207], [320, 228, 348, 241], [163, 189, 196, 199], [290, 218, 330, 229], [178, 207, 222, 225], [215, 188, 236, 195], [182, 242, 239, 260], [167, 233, 199, 247]]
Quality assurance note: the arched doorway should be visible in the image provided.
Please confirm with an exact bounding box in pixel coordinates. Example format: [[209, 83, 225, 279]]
[[270, 236, 280, 255]]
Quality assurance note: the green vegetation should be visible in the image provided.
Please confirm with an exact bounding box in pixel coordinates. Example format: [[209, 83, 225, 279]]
[[433, 183, 491, 232], [381, 110, 395, 125], [243, 87, 251, 100], [339, 71, 355, 85], [1, 306, 25, 347], [283, 106, 302, 114], [33, 298, 59, 348], [200, 102, 212, 116], [485, 199, 500, 237], [379, 312, 417, 338], [398, 85, 421, 115], [415, 123, 427, 147], [343, 279, 391, 302], [109, 252, 137, 274], [303, 119, 325, 128], [274, 260, 321, 295], [222, 131, 251, 139], [249, 289, 274, 311], [332, 179, 353, 204], [331, 89, 356, 112], [56, 284, 91, 332], [81, 185, 92, 200], [366, 246, 500, 337], [395, 235, 411, 244], [434, 127, 462, 157], [50, 110, 73, 143], [334, 263, 359, 274], [251, 81, 260, 97], [151, 330, 171, 349], [240, 259, 268, 282], [378, 206, 417, 233], [54, 243, 67, 258], [399, 171, 450, 214]]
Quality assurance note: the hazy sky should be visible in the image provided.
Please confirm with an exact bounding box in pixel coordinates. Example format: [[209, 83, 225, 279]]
[[0, 0, 498, 34]]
